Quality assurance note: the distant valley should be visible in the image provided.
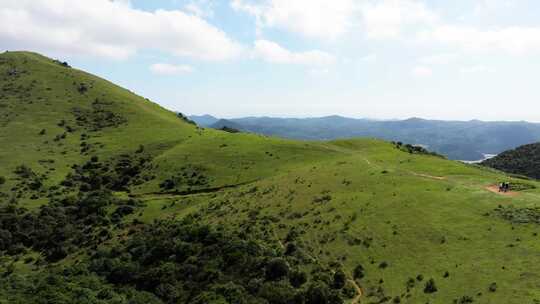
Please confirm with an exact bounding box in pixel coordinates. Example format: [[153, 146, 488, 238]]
[[191, 114, 540, 161]]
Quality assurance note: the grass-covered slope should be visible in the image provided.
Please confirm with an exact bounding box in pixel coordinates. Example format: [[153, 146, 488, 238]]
[[0, 51, 340, 207], [482, 142, 540, 179], [2, 51, 540, 304]]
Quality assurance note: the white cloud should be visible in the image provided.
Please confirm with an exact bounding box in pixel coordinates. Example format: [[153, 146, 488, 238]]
[[356, 1, 540, 57], [232, 0, 356, 40], [0, 0, 242, 60], [419, 25, 540, 55], [231, 0, 540, 59], [150, 63, 193, 75], [254, 39, 335, 66], [360, 0, 438, 39], [459, 65, 495, 74], [411, 66, 433, 77]]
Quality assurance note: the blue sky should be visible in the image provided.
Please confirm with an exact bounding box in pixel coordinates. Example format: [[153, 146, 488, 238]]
[[2, 0, 540, 121]]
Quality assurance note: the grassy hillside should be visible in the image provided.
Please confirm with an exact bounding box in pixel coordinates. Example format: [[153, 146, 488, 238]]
[[483, 142, 540, 179], [2, 51, 540, 304], [0, 51, 339, 207]]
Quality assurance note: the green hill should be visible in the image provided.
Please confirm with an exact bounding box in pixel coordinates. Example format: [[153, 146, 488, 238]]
[[2, 51, 540, 304], [482, 143, 540, 179]]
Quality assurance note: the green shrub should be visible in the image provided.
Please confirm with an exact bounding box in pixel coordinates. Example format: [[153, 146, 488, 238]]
[[289, 270, 307, 288], [266, 258, 290, 281], [353, 264, 364, 279], [424, 278, 438, 293], [332, 270, 346, 289]]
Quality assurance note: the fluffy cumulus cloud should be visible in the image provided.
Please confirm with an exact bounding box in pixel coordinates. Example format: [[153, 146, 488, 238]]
[[231, 0, 440, 41], [232, 0, 356, 40], [254, 40, 335, 66], [150, 63, 194, 75], [0, 0, 242, 60]]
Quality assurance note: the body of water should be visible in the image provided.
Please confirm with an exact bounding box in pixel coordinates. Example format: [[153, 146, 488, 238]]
[[460, 154, 497, 164]]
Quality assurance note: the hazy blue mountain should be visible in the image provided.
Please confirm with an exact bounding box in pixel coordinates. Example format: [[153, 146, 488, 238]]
[[190, 115, 540, 161], [189, 114, 219, 127]]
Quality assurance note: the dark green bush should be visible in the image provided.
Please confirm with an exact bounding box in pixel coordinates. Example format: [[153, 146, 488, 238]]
[[332, 270, 347, 289], [353, 264, 365, 279], [266, 258, 290, 281], [424, 278, 438, 293]]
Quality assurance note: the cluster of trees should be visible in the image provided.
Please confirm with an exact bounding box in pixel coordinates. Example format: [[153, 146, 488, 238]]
[[176, 112, 197, 125], [0, 203, 348, 304], [0, 265, 161, 304], [13, 165, 44, 191], [72, 98, 127, 132], [89, 217, 347, 304], [53, 59, 71, 68], [159, 165, 209, 191], [10, 165, 47, 200], [482, 142, 540, 179], [220, 126, 241, 133], [62, 154, 154, 192], [0, 189, 140, 261], [392, 142, 445, 158]]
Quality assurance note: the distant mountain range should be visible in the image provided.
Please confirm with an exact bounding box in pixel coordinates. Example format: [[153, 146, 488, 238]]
[[189, 115, 540, 161]]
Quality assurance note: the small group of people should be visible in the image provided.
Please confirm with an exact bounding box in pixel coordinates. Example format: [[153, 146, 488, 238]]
[[499, 182, 511, 193]]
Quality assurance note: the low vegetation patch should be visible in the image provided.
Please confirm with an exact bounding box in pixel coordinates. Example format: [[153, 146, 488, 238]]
[[73, 98, 127, 132], [493, 205, 540, 224]]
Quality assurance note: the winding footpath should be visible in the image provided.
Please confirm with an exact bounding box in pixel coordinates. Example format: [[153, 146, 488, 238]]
[[348, 277, 363, 304]]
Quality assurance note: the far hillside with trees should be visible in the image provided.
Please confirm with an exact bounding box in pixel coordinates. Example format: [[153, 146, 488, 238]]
[[482, 143, 540, 179]]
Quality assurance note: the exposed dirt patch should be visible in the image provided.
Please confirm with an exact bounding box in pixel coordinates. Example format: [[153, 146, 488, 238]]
[[485, 185, 519, 197]]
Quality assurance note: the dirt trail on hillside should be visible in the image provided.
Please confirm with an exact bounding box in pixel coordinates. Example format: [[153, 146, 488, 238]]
[[410, 172, 446, 180], [485, 185, 519, 197], [348, 278, 363, 304]]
